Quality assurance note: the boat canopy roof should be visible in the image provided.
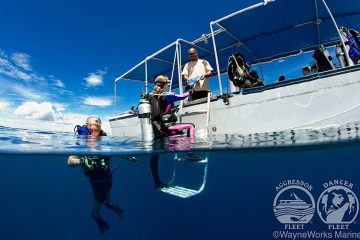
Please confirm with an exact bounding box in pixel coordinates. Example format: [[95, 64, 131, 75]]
[[115, 0, 360, 89]]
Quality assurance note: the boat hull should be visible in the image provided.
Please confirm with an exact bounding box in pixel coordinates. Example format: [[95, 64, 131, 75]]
[[110, 66, 360, 137], [109, 113, 141, 137]]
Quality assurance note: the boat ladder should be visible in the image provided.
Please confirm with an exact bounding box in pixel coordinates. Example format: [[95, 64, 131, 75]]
[[179, 92, 211, 129], [159, 152, 209, 198]]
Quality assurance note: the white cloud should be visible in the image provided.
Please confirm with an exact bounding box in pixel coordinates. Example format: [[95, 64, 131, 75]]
[[84, 70, 106, 87], [14, 101, 92, 126], [54, 103, 66, 112], [1, 100, 112, 134], [15, 101, 56, 121], [11, 52, 32, 71], [0, 112, 111, 134], [53, 79, 65, 88], [0, 101, 10, 111], [0, 51, 46, 83], [84, 97, 111, 107], [85, 74, 103, 87], [0, 50, 73, 103], [0, 78, 43, 100], [0, 55, 32, 81], [12, 83, 43, 100]]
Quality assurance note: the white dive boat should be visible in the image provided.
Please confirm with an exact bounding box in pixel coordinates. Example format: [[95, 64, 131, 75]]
[[110, 0, 360, 138]]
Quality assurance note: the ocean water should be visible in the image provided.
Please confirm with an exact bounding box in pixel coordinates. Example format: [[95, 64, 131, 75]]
[[0, 123, 360, 240]]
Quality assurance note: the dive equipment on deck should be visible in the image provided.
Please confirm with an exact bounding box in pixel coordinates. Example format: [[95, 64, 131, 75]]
[[138, 98, 154, 141]]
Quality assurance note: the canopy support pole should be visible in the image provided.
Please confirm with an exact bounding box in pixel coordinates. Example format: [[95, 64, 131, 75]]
[[169, 47, 177, 92], [214, 23, 254, 55], [212, 0, 274, 25], [177, 41, 183, 94], [209, 0, 275, 96], [314, 0, 321, 47], [178, 38, 213, 54], [145, 59, 148, 94], [321, 0, 353, 66], [176, 41, 184, 115], [114, 79, 117, 113], [210, 22, 223, 96]]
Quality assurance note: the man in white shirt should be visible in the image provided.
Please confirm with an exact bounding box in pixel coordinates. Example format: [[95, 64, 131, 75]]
[[182, 48, 213, 100]]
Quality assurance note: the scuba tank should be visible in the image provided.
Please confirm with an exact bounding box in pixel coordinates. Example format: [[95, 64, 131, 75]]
[[335, 45, 346, 68], [138, 98, 154, 141]]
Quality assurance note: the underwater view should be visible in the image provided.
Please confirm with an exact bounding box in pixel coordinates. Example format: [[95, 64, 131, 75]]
[[0, 123, 359, 240], [1, 0, 360, 239]]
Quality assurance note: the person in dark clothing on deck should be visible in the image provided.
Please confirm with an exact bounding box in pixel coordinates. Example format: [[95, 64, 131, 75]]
[[148, 75, 191, 138]]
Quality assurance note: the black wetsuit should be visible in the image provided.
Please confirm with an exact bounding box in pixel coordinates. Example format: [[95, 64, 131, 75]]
[[148, 93, 188, 138], [81, 156, 112, 203], [148, 94, 168, 138]]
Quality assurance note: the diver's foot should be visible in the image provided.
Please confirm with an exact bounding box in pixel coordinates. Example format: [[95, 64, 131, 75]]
[[92, 212, 110, 234], [105, 203, 124, 219]]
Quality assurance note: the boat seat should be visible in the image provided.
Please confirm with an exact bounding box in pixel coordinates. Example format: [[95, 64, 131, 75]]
[[166, 123, 195, 138]]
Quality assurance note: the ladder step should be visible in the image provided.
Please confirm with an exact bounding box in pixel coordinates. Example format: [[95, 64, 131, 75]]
[[159, 185, 200, 198], [175, 154, 208, 163], [180, 110, 207, 116], [175, 157, 208, 164], [188, 109, 207, 113]]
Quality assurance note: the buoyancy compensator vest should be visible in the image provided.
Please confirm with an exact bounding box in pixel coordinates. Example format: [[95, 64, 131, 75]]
[[227, 53, 250, 87], [80, 156, 111, 179], [74, 125, 107, 136]]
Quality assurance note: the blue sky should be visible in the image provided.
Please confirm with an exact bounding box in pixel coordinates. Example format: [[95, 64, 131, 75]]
[[0, 0, 323, 133], [0, 0, 260, 132]]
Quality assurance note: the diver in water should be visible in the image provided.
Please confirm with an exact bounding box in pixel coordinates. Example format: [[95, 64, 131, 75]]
[[68, 116, 123, 234]]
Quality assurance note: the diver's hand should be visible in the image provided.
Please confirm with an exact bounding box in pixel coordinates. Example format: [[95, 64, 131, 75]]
[[125, 156, 139, 164], [67, 155, 81, 166]]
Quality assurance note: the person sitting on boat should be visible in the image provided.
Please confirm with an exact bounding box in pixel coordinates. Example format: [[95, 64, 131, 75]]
[[182, 48, 213, 101], [68, 116, 123, 234], [302, 66, 311, 76], [148, 75, 193, 138]]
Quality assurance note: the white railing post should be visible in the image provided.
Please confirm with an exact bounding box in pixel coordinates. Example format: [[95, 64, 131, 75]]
[[210, 22, 223, 96], [145, 58, 148, 94], [321, 0, 353, 66], [114, 80, 117, 113]]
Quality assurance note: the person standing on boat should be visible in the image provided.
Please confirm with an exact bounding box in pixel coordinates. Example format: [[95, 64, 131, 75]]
[[182, 48, 213, 100], [68, 116, 123, 234]]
